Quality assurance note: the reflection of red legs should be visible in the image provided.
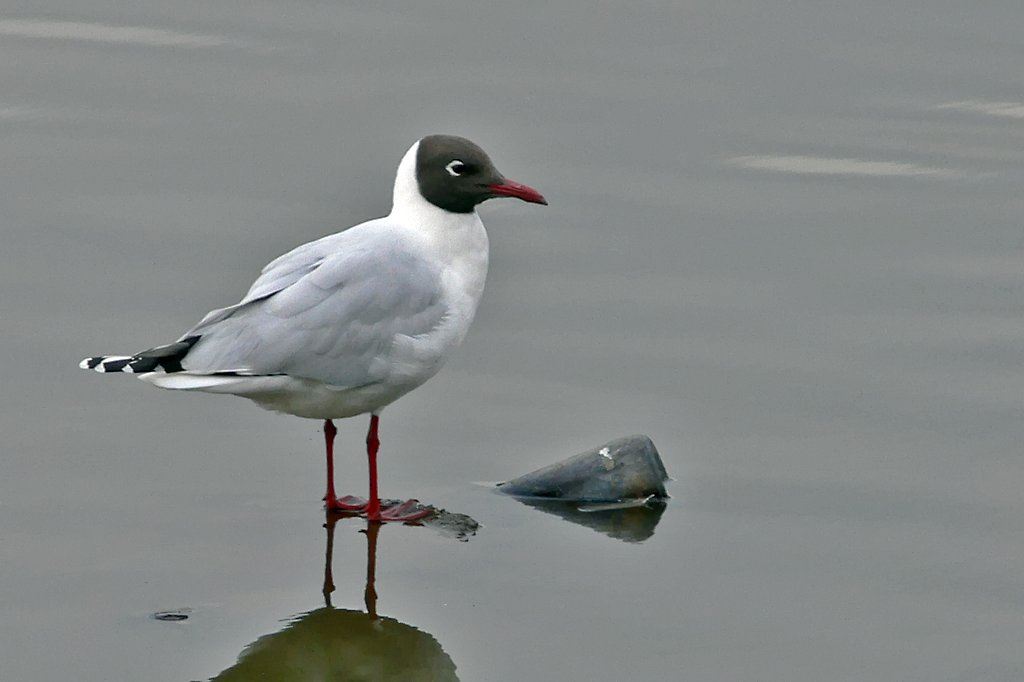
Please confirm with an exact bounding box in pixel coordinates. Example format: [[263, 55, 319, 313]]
[[320, 512, 375, 614], [362, 521, 380, 619], [323, 415, 434, 522], [320, 514, 381, 614], [321, 513, 337, 607]]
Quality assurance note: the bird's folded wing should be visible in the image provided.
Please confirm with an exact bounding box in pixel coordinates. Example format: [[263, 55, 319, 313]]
[[180, 225, 449, 388], [184, 229, 351, 333]]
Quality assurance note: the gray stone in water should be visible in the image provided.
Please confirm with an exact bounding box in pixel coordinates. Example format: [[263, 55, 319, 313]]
[[497, 435, 669, 502]]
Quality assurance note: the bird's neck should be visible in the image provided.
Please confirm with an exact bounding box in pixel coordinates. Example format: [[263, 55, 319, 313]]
[[389, 143, 489, 295], [390, 196, 489, 299]]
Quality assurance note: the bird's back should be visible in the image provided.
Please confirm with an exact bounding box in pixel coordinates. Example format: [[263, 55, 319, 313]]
[[181, 218, 452, 390]]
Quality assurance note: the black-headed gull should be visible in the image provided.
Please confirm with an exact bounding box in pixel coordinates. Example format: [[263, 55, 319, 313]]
[[81, 134, 547, 521]]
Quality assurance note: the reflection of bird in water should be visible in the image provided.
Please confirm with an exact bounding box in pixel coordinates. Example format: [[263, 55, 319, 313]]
[[211, 513, 471, 681]]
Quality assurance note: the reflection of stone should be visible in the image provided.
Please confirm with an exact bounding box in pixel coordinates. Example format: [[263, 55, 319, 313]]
[[514, 498, 667, 543], [211, 514, 470, 681]]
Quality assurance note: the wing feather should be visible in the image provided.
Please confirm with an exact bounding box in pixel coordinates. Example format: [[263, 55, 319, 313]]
[[180, 221, 448, 388]]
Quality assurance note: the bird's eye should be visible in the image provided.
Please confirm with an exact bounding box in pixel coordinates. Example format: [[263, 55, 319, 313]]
[[445, 160, 467, 177]]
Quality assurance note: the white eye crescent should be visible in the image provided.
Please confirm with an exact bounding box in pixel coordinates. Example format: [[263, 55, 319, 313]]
[[445, 160, 466, 177]]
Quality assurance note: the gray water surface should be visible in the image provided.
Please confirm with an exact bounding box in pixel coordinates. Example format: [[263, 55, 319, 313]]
[[4, 2, 1024, 680]]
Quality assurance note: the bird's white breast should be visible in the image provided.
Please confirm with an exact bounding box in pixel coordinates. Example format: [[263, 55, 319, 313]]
[[385, 199, 489, 391]]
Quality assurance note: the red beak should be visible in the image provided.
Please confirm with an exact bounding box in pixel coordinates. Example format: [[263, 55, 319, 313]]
[[488, 179, 548, 205]]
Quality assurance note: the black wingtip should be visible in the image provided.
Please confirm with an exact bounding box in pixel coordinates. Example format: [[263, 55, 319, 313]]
[[101, 358, 131, 372]]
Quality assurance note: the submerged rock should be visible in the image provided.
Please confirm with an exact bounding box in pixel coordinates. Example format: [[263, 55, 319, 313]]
[[497, 435, 669, 502], [152, 610, 189, 622], [422, 509, 479, 542]]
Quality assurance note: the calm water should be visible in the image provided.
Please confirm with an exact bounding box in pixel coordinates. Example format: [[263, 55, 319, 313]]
[[4, 2, 1024, 680]]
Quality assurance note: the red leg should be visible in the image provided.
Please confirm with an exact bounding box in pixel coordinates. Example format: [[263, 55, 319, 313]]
[[324, 419, 337, 503], [364, 415, 433, 522], [324, 420, 367, 512], [323, 414, 433, 521], [365, 415, 382, 519]]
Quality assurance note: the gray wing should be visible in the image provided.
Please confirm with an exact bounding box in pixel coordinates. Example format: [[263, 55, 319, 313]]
[[181, 224, 448, 388], [184, 230, 350, 332]]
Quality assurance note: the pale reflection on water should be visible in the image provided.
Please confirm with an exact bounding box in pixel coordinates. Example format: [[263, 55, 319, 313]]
[[0, 19, 242, 48]]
